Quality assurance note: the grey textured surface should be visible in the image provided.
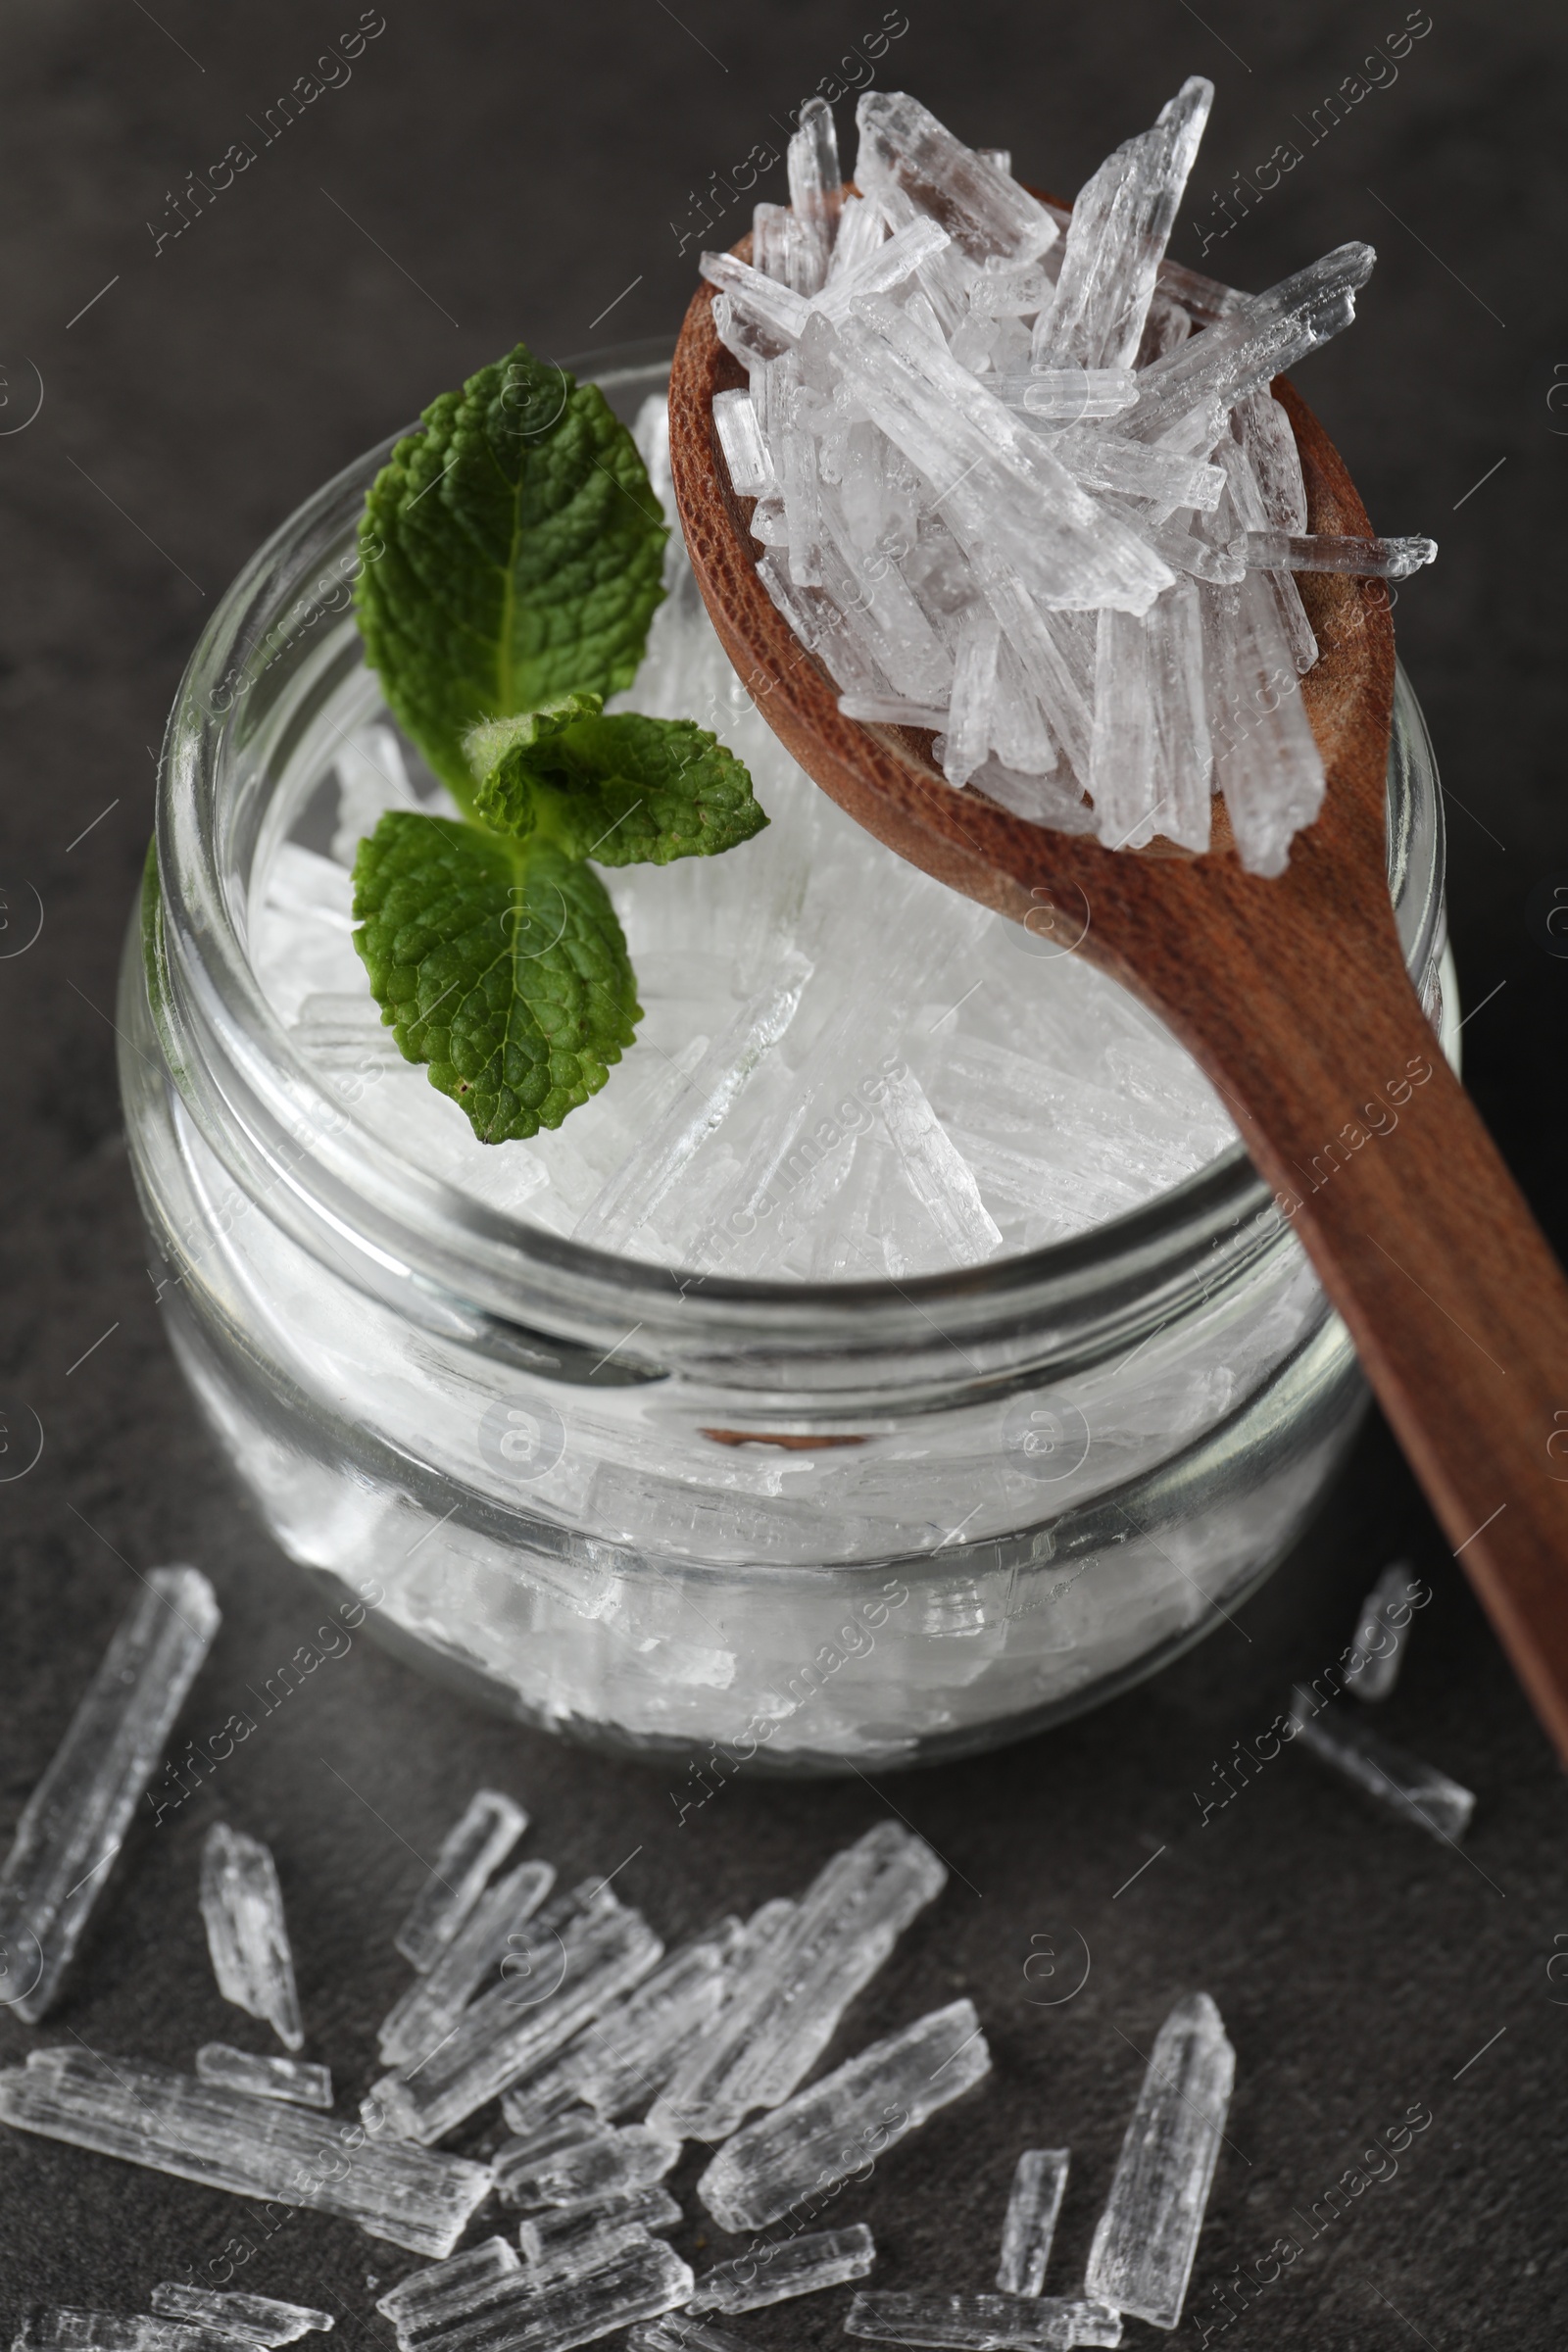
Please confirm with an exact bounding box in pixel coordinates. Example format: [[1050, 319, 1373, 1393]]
[[2, 0, 1567, 2341]]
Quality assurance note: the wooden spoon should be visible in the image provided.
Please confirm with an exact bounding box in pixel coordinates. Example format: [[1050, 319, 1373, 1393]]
[[669, 235, 1568, 1766]]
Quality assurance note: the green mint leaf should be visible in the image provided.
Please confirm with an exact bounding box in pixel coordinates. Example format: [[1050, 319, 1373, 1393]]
[[355, 344, 667, 807], [466, 694, 769, 866], [352, 810, 640, 1145]]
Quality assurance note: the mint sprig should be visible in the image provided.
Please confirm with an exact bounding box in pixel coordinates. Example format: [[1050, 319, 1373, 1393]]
[[351, 343, 766, 1146]]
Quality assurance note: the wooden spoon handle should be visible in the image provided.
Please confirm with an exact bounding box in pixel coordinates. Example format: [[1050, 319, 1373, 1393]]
[[1170, 906, 1568, 1758]]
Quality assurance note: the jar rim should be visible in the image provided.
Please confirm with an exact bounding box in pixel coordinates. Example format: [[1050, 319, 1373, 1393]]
[[148, 345, 1446, 1370]]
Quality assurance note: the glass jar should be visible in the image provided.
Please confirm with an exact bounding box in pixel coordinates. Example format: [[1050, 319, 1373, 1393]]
[[118, 347, 1457, 1775]]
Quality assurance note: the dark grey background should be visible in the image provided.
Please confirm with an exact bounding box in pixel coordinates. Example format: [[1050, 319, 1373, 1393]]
[[2, 0, 1565, 2340]]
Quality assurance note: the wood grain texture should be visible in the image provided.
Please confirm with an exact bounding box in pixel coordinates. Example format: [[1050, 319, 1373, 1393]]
[[669, 246, 1568, 1763]]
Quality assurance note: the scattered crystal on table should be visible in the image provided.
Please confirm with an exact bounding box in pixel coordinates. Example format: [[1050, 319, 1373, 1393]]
[[375, 2238, 523, 2347], [1348, 1559, 1420, 1703], [997, 2148, 1070, 2295], [652, 1824, 946, 2139], [688, 2224, 876, 2312], [0, 2048, 491, 2257], [698, 1998, 991, 2230], [148, 2287, 333, 2344], [381, 1857, 557, 2067], [368, 1882, 662, 2144], [1289, 1689, 1474, 1838], [199, 1823, 305, 2052], [395, 1788, 529, 1972], [1083, 1992, 1235, 2328], [0, 1567, 219, 2023], [846, 2293, 1122, 2349]]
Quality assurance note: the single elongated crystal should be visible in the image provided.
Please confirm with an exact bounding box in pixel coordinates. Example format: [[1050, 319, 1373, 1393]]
[[1088, 608, 1157, 852], [1347, 1560, 1421, 1703], [688, 2223, 876, 2313], [369, 1884, 663, 2145], [941, 607, 1002, 785], [1084, 1992, 1236, 2329], [381, 1858, 557, 2066], [1234, 388, 1306, 532], [1288, 1690, 1473, 1837], [880, 1068, 1003, 1263], [712, 390, 773, 497], [375, 2237, 522, 2345], [0, 1566, 219, 2022], [1034, 79, 1212, 369], [386, 2236, 693, 2352], [199, 1825, 304, 2053], [698, 1998, 991, 2230], [148, 2287, 332, 2345], [0, 2049, 490, 2257], [854, 91, 1058, 264], [1236, 528, 1437, 578], [495, 2121, 680, 2207], [194, 2042, 331, 2110], [652, 1824, 946, 2141], [1200, 571, 1324, 876], [787, 96, 842, 287], [846, 2295, 1120, 2349], [699, 251, 811, 344], [998, 2148, 1071, 2296], [16, 2315, 250, 2352], [521, 2185, 681, 2266], [1146, 583, 1211, 853], [395, 1788, 528, 1972], [1120, 245, 1375, 443]]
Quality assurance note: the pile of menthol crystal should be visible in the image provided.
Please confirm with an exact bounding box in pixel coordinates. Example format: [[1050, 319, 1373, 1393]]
[[704, 83, 1435, 875], [0, 1564, 1471, 2346]]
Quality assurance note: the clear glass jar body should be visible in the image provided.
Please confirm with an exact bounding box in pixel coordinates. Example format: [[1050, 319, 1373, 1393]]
[[119, 350, 1456, 1774]]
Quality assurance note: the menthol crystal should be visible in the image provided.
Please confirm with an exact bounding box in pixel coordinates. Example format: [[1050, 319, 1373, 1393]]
[[687, 2223, 876, 2312], [1084, 1992, 1235, 2328], [1288, 1690, 1473, 1838], [149, 2286, 333, 2345], [380, 1856, 557, 2067], [652, 1824, 945, 2139], [376, 2236, 522, 2345], [846, 2293, 1121, 2349], [998, 2147, 1070, 2295], [395, 1788, 528, 1971], [0, 1567, 219, 2022], [0, 2047, 490, 2258], [16, 2315, 256, 2352], [698, 1998, 991, 2230], [368, 1883, 663, 2144], [199, 1824, 305, 2052], [378, 2234, 693, 2352]]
